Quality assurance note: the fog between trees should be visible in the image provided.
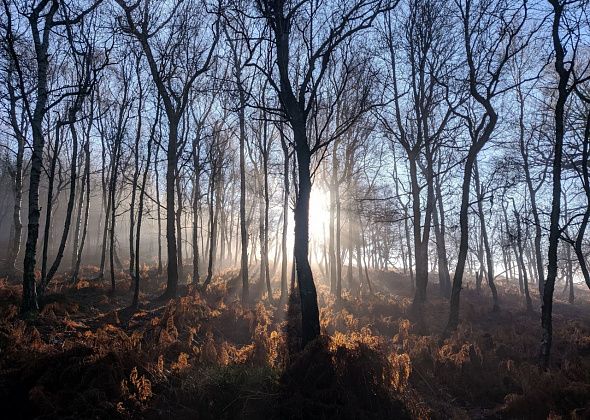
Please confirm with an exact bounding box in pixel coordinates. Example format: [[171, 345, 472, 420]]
[[1, 0, 589, 369]]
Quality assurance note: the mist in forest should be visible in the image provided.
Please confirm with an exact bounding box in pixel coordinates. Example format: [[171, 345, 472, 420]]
[[1, 0, 590, 418]]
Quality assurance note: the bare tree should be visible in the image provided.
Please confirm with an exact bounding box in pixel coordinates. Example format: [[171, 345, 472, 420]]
[[116, 0, 220, 299], [255, 0, 394, 347], [445, 0, 530, 333]]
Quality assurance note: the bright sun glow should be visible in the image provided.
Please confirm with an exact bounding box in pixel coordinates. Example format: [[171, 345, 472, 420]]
[[308, 188, 331, 242], [286, 187, 331, 257]]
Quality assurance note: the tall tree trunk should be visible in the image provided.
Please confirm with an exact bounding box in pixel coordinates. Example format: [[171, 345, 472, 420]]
[[155, 145, 163, 274], [347, 211, 354, 293], [238, 89, 249, 303], [446, 156, 476, 333], [5, 75, 25, 276], [280, 137, 289, 302], [129, 121, 141, 281], [474, 159, 499, 311], [71, 151, 85, 272], [99, 171, 111, 279], [513, 207, 533, 311], [41, 126, 61, 288], [541, 0, 569, 368], [329, 143, 337, 294], [293, 136, 320, 347], [41, 112, 82, 294], [163, 121, 179, 298], [360, 217, 374, 295], [132, 109, 156, 308], [72, 138, 91, 283], [410, 157, 428, 304], [335, 188, 342, 300], [258, 174, 267, 297], [109, 137, 121, 294], [204, 163, 220, 288], [20, 3, 59, 314], [572, 106, 590, 289], [518, 88, 545, 295], [176, 175, 184, 283], [566, 243, 574, 303], [433, 171, 451, 297], [404, 206, 414, 291], [192, 135, 201, 285], [263, 151, 272, 302]]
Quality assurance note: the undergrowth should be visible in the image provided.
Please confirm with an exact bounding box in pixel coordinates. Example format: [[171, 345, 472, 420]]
[[0, 270, 589, 419]]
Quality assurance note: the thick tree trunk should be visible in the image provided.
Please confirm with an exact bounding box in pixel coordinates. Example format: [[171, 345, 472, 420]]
[[204, 164, 220, 288], [410, 157, 428, 304], [21, 117, 44, 314], [163, 121, 179, 298], [20, 5, 58, 314], [403, 207, 414, 290], [541, 0, 568, 368], [446, 156, 476, 333], [293, 136, 320, 347]]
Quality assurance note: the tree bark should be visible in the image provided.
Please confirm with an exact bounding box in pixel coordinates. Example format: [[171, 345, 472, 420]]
[[473, 159, 499, 311], [293, 136, 320, 346], [280, 134, 289, 302], [541, 0, 569, 368], [446, 156, 476, 332]]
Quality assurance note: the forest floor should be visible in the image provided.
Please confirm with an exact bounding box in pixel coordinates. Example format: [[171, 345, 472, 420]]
[[1, 267, 590, 419]]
